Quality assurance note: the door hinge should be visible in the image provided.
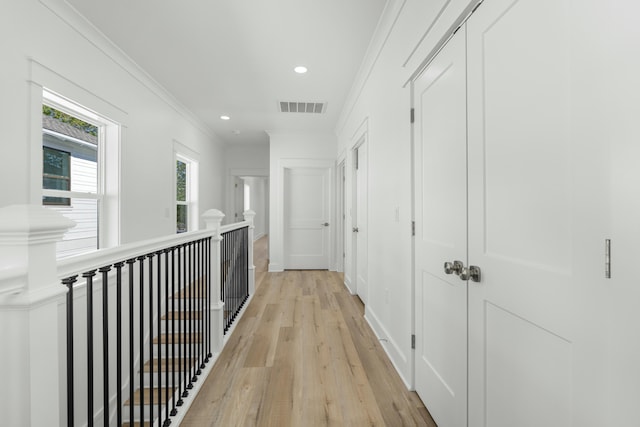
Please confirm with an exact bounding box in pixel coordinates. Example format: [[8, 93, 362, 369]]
[[605, 238, 611, 279], [355, 149, 359, 170], [411, 221, 415, 236], [410, 108, 415, 124], [411, 334, 416, 349]]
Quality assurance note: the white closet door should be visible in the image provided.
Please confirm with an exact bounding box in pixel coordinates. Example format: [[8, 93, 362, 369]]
[[413, 27, 468, 427], [466, 0, 573, 426]]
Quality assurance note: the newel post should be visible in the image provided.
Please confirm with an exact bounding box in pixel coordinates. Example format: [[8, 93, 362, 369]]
[[0, 205, 74, 427], [202, 209, 225, 354], [243, 210, 256, 295]]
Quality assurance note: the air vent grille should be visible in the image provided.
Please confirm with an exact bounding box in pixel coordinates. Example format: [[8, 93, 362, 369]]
[[279, 101, 326, 114]]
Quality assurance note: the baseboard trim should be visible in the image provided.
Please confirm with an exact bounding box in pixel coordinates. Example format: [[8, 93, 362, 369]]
[[364, 307, 412, 390]]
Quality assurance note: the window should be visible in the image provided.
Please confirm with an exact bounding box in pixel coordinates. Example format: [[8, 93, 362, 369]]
[[175, 151, 199, 233], [176, 159, 188, 233], [42, 89, 119, 258]]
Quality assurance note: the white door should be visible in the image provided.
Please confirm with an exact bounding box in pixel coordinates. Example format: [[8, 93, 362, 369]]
[[413, 27, 468, 427], [354, 143, 368, 304], [467, 0, 573, 425], [234, 177, 244, 222], [284, 167, 330, 269]]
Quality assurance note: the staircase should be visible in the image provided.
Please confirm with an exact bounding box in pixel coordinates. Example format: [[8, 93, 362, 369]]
[[57, 213, 253, 427], [123, 279, 208, 427]]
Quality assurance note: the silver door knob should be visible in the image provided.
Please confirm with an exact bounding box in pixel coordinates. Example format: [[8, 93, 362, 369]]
[[322, 222, 330, 226], [352, 227, 359, 233], [460, 265, 481, 282], [444, 260, 464, 275]]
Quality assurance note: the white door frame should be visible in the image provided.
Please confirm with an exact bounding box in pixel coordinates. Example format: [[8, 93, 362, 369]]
[[271, 158, 334, 271], [351, 131, 368, 304], [335, 160, 346, 272], [227, 168, 268, 225]]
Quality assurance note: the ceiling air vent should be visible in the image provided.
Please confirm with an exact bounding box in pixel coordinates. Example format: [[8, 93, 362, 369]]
[[279, 101, 326, 114]]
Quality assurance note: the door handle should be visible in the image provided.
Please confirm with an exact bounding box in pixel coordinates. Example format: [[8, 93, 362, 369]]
[[321, 222, 330, 227], [444, 260, 464, 275], [459, 265, 481, 282], [352, 227, 359, 233]]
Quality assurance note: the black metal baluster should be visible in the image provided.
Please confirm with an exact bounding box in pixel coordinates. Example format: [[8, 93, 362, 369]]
[[63, 275, 78, 427], [207, 238, 212, 360], [99, 265, 111, 427], [164, 249, 171, 426], [244, 227, 249, 304], [222, 232, 227, 333], [83, 270, 97, 427], [156, 250, 163, 427], [148, 253, 155, 426], [197, 239, 203, 374], [234, 232, 238, 323], [114, 262, 124, 427], [178, 244, 186, 403], [171, 246, 179, 415], [222, 232, 226, 333], [137, 255, 145, 427], [182, 242, 190, 397], [189, 241, 196, 386], [126, 258, 135, 426]]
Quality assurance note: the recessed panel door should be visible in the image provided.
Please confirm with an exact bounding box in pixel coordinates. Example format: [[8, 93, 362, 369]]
[[467, 0, 573, 425], [284, 167, 330, 269], [413, 27, 468, 427]]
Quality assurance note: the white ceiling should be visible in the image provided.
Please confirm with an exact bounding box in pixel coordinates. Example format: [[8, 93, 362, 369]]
[[66, 0, 388, 145]]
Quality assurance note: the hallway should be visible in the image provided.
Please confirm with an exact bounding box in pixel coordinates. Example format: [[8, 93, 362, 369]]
[[181, 236, 435, 426]]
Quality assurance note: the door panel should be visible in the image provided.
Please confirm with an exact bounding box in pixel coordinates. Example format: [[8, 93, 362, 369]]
[[413, 27, 467, 427], [284, 167, 330, 269], [355, 143, 368, 304], [467, 0, 573, 425]]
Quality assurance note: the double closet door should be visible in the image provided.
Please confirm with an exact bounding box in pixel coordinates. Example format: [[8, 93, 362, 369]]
[[414, 0, 573, 426]]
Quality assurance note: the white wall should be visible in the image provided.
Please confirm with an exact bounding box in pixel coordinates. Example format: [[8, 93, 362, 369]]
[[223, 145, 269, 225], [0, 0, 225, 246], [268, 132, 337, 272], [336, 0, 479, 386]]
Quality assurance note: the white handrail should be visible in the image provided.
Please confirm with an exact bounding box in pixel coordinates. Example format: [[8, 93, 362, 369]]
[[57, 218, 252, 281], [56, 229, 213, 280], [220, 220, 250, 234]]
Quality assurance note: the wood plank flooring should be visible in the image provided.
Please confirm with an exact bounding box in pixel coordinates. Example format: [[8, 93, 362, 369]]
[[181, 236, 436, 426]]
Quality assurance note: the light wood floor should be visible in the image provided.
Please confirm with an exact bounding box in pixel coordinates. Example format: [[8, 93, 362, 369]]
[[181, 236, 436, 426]]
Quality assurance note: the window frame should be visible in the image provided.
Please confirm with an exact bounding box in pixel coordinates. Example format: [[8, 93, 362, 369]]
[[39, 88, 121, 254], [174, 144, 199, 234]]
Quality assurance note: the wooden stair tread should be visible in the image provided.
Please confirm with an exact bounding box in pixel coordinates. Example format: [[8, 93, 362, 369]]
[[173, 279, 208, 298], [124, 387, 175, 405], [143, 358, 195, 372], [162, 311, 202, 320], [153, 332, 202, 344]]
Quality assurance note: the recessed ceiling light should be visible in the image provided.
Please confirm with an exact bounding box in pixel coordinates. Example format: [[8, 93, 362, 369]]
[[220, 115, 230, 120], [294, 66, 308, 74]]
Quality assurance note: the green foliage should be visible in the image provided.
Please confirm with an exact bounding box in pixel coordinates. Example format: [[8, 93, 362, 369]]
[[42, 105, 98, 136], [176, 160, 187, 202]]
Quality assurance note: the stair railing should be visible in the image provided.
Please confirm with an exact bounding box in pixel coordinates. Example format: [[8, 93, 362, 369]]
[[0, 205, 255, 426]]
